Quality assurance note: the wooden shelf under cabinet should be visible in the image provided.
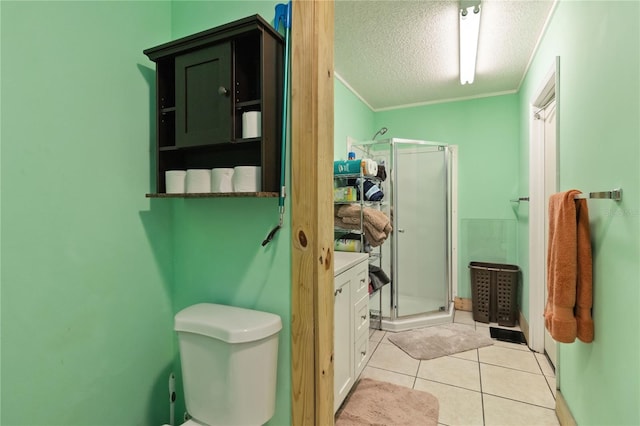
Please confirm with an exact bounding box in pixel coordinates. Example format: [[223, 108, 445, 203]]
[[145, 192, 278, 198]]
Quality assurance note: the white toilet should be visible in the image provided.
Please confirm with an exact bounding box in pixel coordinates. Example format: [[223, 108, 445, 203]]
[[173, 303, 282, 426]]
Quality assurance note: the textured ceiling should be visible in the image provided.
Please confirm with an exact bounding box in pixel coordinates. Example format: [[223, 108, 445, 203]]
[[335, 0, 556, 110]]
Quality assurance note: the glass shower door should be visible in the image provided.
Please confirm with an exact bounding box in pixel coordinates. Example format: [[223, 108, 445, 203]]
[[393, 144, 449, 317]]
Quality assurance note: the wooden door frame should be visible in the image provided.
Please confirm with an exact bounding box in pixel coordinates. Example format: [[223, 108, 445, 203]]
[[290, 1, 335, 424]]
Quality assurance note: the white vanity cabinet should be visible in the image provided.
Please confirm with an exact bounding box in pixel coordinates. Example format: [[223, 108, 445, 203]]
[[333, 252, 370, 413]]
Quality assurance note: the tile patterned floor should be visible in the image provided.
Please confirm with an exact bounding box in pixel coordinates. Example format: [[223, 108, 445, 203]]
[[361, 310, 560, 426]]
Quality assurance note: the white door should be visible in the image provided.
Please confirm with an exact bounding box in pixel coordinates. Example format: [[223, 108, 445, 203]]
[[541, 100, 558, 368], [529, 59, 559, 367], [394, 146, 448, 317]]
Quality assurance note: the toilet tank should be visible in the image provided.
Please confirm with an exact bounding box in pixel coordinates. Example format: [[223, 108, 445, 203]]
[[175, 303, 282, 426]]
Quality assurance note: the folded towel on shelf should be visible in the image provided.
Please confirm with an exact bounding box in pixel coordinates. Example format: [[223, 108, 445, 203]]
[[545, 190, 594, 343], [361, 158, 378, 177], [334, 216, 388, 247], [334, 204, 392, 247]]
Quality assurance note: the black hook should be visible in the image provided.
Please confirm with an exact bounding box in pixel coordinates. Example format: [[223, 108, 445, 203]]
[[261, 225, 281, 246]]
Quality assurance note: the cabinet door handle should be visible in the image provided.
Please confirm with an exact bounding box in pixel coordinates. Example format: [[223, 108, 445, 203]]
[[361, 314, 367, 320], [334, 288, 343, 296], [218, 86, 230, 96], [398, 229, 405, 233], [361, 350, 367, 356]]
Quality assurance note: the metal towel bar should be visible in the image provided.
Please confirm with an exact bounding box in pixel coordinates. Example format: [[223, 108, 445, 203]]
[[510, 188, 623, 203], [574, 188, 622, 201]]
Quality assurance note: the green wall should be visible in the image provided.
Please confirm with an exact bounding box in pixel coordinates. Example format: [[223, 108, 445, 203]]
[[171, 0, 278, 39], [334, 78, 376, 159], [374, 96, 520, 299], [3, 1, 637, 425], [168, 2, 292, 425], [517, 1, 640, 424], [1, 1, 175, 424]]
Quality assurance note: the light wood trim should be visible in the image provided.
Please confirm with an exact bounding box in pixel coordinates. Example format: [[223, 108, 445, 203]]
[[291, 1, 335, 425], [556, 390, 577, 426], [454, 297, 472, 311]]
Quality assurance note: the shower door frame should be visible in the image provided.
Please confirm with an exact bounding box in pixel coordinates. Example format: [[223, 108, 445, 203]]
[[389, 138, 453, 321], [352, 138, 457, 328]]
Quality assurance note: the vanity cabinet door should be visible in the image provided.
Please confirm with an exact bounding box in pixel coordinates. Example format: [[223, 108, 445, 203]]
[[334, 272, 353, 413], [175, 43, 232, 147]]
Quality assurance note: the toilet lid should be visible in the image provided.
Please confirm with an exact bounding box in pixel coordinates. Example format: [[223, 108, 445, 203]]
[[174, 303, 282, 343]]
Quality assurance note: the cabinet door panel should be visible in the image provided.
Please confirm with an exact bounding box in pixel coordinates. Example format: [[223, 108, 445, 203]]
[[354, 295, 369, 338], [334, 273, 353, 413], [351, 261, 369, 300], [175, 43, 232, 147]]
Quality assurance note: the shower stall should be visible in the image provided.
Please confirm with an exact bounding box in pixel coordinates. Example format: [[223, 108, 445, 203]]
[[351, 138, 457, 332]]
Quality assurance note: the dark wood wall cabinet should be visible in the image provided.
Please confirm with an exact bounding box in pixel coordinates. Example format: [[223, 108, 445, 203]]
[[143, 15, 284, 197]]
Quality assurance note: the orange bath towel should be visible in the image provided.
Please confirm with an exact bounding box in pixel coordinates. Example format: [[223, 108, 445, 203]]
[[545, 190, 594, 343]]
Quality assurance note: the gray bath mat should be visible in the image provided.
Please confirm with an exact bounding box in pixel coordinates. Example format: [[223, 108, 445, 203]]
[[335, 378, 439, 426], [387, 323, 494, 360]]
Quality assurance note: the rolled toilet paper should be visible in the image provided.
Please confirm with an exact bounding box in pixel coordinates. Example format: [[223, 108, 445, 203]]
[[210, 168, 234, 193], [165, 170, 186, 194], [232, 166, 262, 192], [242, 111, 261, 139], [185, 169, 211, 193]]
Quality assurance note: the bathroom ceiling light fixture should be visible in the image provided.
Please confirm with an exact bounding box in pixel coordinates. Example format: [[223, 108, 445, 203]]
[[459, 0, 481, 85], [372, 127, 388, 140]]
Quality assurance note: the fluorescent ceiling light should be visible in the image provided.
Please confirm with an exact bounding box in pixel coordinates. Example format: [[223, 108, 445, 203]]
[[459, 3, 481, 85]]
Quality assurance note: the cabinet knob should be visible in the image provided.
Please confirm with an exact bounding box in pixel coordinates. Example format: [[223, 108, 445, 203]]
[[398, 229, 405, 233], [218, 86, 230, 96], [361, 314, 367, 320]]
